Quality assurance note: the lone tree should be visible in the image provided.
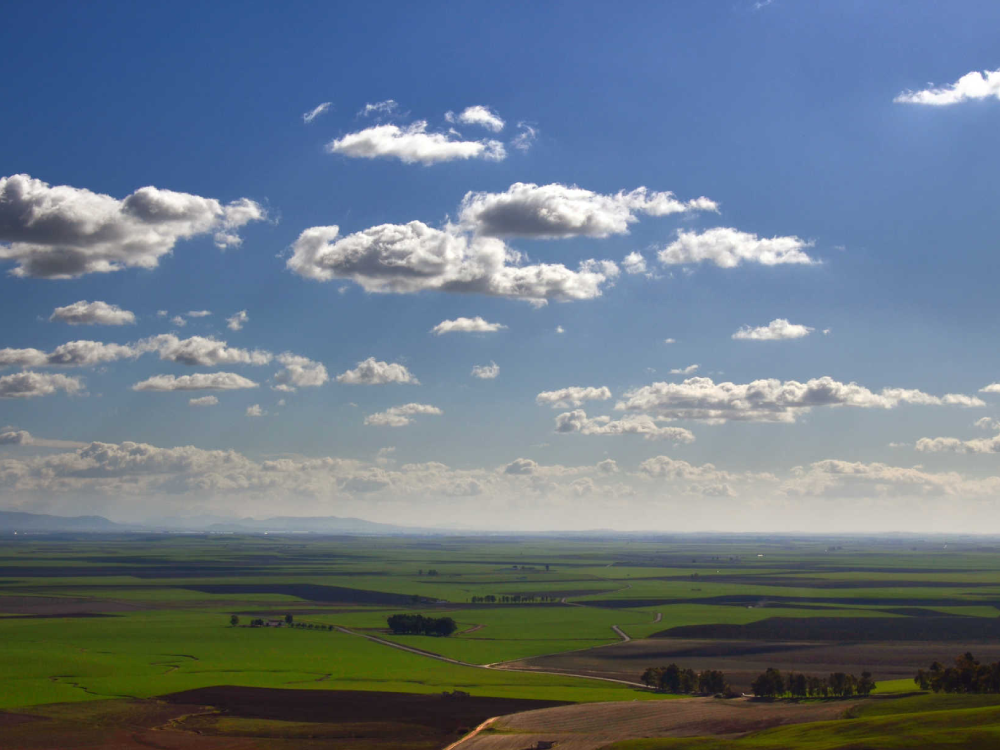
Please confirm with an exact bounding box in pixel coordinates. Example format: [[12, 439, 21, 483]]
[[230, 614, 239, 627], [285, 613, 294, 625]]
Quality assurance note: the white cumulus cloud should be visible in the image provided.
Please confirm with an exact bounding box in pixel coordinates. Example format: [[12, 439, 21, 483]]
[[273, 353, 329, 390], [554, 410, 696, 442], [459, 182, 718, 239], [658, 227, 817, 268], [0, 371, 83, 398], [139, 335, 272, 367], [895, 67, 1000, 105], [326, 121, 505, 165], [431, 316, 507, 335], [189, 396, 218, 407], [49, 300, 135, 326], [536, 386, 612, 409], [617, 376, 984, 424], [364, 403, 442, 427], [471, 361, 499, 379], [732, 318, 814, 341], [226, 310, 249, 331], [287, 221, 619, 305], [246, 404, 265, 417], [132, 372, 259, 392], [336, 357, 418, 385], [452, 105, 505, 132], [670, 364, 700, 375], [0, 174, 266, 278], [622, 252, 647, 275]]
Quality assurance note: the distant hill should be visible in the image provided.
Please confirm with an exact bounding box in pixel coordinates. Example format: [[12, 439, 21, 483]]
[[0, 509, 431, 535], [0, 510, 128, 532]]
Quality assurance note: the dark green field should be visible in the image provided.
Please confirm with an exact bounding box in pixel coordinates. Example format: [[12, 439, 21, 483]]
[[2, 532, 999, 748]]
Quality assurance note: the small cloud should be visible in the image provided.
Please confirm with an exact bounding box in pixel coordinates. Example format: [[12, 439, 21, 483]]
[[664, 338, 676, 344], [302, 102, 332, 124], [431, 316, 507, 335], [670, 364, 699, 375], [453, 105, 505, 133], [186, 310, 211, 318], [511, 121, 538, 152], [246, 404, 265, 417], [732, 318, 814, 341], [887, 442, 908, 448], [556, 326, 565, 334], [622, 251, 647, 275], [471, 361, 499, 380], [189, 395, 219, 407], [359, 100, 399, 118], [157, 310, 168, 318], [171, 315, 187, 328], [227, 310, 249, 331]]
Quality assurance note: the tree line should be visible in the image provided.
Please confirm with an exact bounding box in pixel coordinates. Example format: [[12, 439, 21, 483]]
[[751, 667, 876, 698], [469, 594, 559, 604], [386, 613, 458, 636], [915, 652, 1000, 693], [640, 664, 729, 694]]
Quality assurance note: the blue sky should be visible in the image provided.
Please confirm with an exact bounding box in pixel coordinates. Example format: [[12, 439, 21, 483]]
[[2, 1, 1000, 531]]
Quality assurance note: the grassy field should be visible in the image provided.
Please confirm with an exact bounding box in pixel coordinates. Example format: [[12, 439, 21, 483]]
[[1, 532, 999, 747]]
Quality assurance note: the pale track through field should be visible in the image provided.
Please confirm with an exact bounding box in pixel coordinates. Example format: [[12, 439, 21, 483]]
[[333, 626, 648, 689]]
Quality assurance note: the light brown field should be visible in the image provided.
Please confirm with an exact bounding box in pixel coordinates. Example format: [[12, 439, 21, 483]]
[[456, 696, 861, 750]]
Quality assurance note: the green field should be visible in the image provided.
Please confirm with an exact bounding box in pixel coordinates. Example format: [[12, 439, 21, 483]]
[[1, 532, 999, 746]]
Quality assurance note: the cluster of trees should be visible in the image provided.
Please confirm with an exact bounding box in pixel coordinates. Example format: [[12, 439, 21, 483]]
[[468, 594, 559, 604], [751, 668, 876, 698], [640, 664, 729, 694], [915, 653, 1000, 693], [386, 614, 458, 636]]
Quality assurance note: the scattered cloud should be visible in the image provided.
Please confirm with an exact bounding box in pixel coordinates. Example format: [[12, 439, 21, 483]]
[[226, 310, 249, 331], [511, 122, 538, 152], [246, 404, 265, 417], [132, 372, 259, 392], [617, 376, 984, 424], [336, 357, 419, 385], [326, 121, 505, 165], [287, 221, 619, 305], [471, 361, 499, 379], [554, 410, 696, 442], [450, 105, 505, 132], [359, 100, 398, 118], [302, 101, 331, 123], [0, 174, 265, 278], [140, 334, 272, 367], [50, 300, 135, 326], [273, 353, 329, 390], [894, 67, 1000, 105], [980, 383, 1000, 394], [186, 310, 211, 318], [670, 364, 700, 375], [732, 318, 814, 341], [364, 403, 442, 427], [1, 340, 138, 369], [0, 371, 83, 398], [622, 251, 647, 275], [536, 386, 612, 409], [975, 417, 1000, 431], [459, 182, 718, 239], [556, 326, 566, 334], [503, 458, 537, 475], [658, 227, 817, 268], [189, 396, 218, 407], [664, 338, 676, 344], [431, 316, 507, 335]]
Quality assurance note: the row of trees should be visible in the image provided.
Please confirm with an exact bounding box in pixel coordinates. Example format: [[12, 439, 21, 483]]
[[386, 614, 458, 636], [469, 595, 560, 603], [640, 664, 729, 694], [751, 668, 876, 698], [915, 653, 1000, 693]]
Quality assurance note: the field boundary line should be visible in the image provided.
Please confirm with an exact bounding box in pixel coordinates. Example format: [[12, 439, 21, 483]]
[[441, 715, 498, 750], [334, 625, 649, 689]]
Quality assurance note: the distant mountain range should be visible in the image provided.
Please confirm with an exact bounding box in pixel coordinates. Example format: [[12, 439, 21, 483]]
[[0, 510, 424, 535]]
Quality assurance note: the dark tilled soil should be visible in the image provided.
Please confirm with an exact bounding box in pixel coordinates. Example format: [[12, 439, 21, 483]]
[[653, 616, 1000, 641], [159, 686, 570, 730], [510, 638, 1000, 692], [587, 595, 1000, 609]]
